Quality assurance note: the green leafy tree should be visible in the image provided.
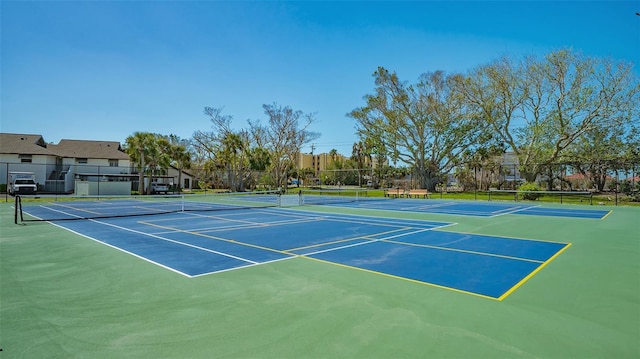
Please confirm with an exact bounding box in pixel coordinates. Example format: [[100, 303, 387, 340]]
[[350, 67, 490, 191], [125, 131, 157, 194], [566, 110, 640, 192], [351, 141, 371, 187], [146, 135, 172, 194], [459, 49, 640, 185], [165, 134, 192, 191]]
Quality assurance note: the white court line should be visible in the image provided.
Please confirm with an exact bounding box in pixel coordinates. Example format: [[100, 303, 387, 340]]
[[60, 219, 262, 278], [190, 256, 297, 278], [147, 215, 326, 235], [400, 202, 460, 211], [47, 221, 194, 278], [262, 207, 454, 229], [42, 208, 457, 278], [488, 205, 541, 217], [98, 220, 260, 263], [29, 205, 96, 218], [303, 227, 441, 257], [312, 200, 505, 217]]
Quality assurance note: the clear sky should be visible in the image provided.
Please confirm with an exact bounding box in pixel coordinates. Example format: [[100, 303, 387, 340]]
[[2, 1, 639, 155]]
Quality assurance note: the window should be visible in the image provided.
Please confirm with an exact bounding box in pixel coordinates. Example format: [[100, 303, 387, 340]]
[[109, 159, 118, 167], [76, 158, 88, 164], [19, 154, 32, 163]]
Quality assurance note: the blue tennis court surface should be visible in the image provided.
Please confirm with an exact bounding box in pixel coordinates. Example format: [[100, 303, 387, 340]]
[[308, 197, 611, 219], [45, 208, 570, 300]]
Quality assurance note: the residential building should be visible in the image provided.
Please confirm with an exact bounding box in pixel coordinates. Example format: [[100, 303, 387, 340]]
[[0, 133, 56, 188], [1, 133, 194, 195]]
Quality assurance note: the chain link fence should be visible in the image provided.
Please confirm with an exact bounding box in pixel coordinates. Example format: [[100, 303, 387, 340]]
[[3, 161, 638, 204]]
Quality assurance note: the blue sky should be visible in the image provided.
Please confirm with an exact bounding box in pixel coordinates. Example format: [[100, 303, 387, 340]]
[[2, 1, 639, 155]]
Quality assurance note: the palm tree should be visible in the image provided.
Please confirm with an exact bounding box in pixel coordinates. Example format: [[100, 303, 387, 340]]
[[329, 148, 338, 162], [167, 135, 192, 192], [146, 136, 171, 194], [352, 141, 370, 186], [125, 132, 156, 194], [219, 132, 246, 191]]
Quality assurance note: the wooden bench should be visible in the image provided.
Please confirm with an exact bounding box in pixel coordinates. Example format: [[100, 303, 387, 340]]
[[406, 189, 430, 199], [384, 188, 405, 198]]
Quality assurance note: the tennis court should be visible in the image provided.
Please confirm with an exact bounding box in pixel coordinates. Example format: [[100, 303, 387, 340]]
[[301, 191, 611, 219], [2, 194, 638, 358], [16, 197, 569, 299]]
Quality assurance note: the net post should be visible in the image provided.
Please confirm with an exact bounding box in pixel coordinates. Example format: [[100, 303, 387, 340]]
[[298, 190, 303, 206], [14, 195, 22, 224]]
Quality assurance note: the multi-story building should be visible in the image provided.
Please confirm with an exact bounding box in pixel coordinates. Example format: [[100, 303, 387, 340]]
[[295, 152, 343, 174], [0, 133, 193, 195]]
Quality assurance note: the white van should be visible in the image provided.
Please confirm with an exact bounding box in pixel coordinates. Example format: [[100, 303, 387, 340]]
[[9, 172, 38, 195]]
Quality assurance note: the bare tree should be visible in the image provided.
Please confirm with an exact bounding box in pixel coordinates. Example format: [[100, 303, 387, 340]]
[[250, 103, 320, 191], [192, 107, 253, 191], [459, 49, 640, 185]]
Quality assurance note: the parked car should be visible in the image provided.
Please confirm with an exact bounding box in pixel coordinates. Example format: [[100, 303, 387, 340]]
[[150, 182, 169, 194]]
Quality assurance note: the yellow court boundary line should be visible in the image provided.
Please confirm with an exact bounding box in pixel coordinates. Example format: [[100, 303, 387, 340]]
[[601, 210, 613, 220], [141, 219, 397, 258], [303, 256, 499, 301], [381, 238, 545, 263], [140, 213, 570, 301], [44, 202, 104, 216], [497, 242, 573, 301], [139, 219, 506, 299], [433, 228, 568, 245], [271, 206, 456, 228], [287, 227, 411, 252], [140, 220, 291, 255]]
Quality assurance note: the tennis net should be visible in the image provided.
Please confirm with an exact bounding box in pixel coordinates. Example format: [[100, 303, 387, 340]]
[[487, 189, 594, 205], [298, 188, 389, 206], [14, 190, 282, 224]]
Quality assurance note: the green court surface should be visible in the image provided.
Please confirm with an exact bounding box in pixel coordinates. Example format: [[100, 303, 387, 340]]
[[1, 201, 639, 358]]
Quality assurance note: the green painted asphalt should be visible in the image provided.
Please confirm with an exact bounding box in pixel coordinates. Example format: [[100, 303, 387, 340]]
[[1, 201, 638, 358]]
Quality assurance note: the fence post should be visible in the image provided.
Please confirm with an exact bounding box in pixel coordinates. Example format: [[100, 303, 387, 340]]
[[4, 163, 8, 203], [474, 166, 478, 201], [615, 169, 619, 206]]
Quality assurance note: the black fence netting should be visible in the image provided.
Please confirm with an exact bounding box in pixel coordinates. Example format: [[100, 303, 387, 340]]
[[3, 160, 638, 204]]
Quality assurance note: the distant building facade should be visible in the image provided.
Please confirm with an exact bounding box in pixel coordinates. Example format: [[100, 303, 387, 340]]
[[295, 152, 344, 174]]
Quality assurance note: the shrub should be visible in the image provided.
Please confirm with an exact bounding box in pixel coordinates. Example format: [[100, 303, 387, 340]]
[[518, 182, 542, 201]]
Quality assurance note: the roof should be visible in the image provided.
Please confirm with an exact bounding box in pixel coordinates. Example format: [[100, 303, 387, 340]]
[[170, 164, 195, 177], [0, 133, 54, 155], [47, 139, 130, 160], [1, 133, 130, 160]]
